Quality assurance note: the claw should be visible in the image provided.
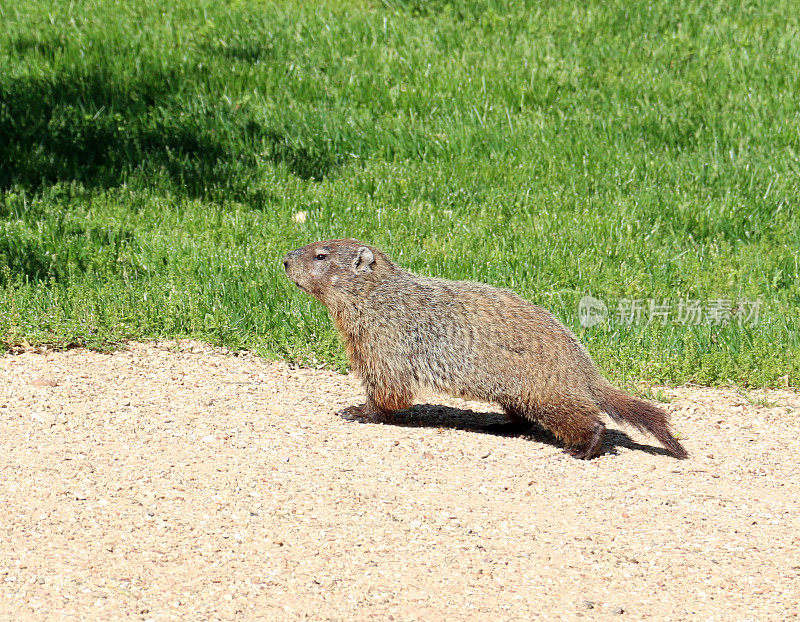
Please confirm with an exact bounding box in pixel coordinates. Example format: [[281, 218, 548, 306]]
[[565, 446, 596, 460], [336, 404, 381, 423]]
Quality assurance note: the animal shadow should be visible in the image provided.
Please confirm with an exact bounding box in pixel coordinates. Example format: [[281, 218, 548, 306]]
[[386, 403, 672, 458]]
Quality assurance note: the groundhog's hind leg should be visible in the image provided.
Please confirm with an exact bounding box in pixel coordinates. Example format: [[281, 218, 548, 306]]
[[563, 418, 606, 460], [517, 400, 607, 460]]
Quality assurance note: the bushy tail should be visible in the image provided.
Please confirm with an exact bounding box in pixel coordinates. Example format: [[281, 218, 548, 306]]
[[596, 385, 688, 459]]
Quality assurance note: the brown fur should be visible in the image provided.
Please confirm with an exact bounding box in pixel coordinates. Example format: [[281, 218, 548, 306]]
[[283, 239, 687, 460]]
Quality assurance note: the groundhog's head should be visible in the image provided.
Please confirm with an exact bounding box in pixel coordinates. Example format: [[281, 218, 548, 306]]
[[283, 239, 394, 306]]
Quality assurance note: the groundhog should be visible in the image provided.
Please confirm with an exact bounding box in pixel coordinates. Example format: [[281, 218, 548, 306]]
[[283, 239, 687, 460]]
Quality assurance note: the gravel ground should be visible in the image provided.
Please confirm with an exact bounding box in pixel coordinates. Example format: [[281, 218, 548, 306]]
[[1, 340, 799, 620]]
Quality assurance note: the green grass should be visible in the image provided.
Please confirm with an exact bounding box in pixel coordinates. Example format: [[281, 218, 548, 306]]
[[635, 387, 673, 404], [1, 0, 799, 386]]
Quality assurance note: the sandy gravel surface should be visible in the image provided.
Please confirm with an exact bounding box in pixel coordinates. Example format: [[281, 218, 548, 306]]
[[1, 341, 799, 620]]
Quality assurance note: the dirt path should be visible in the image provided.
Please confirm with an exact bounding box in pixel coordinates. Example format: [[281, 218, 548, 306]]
[[1, 341, 798, 620]]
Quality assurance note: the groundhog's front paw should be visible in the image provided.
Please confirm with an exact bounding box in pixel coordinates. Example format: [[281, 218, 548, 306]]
[[336, 404, 383, 423]]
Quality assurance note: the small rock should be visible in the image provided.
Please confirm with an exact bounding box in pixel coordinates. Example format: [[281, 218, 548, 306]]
[[32, 378, 58, 387]]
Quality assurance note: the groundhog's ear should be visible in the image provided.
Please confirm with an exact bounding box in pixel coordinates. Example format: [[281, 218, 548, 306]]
[[352, 247, 375, 274]]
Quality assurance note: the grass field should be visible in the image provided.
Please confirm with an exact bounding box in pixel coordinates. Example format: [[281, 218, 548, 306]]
[[1, 0, 798, 386]]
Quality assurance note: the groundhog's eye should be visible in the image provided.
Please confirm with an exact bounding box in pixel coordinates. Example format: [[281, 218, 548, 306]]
[[314, 253, 327, 261]]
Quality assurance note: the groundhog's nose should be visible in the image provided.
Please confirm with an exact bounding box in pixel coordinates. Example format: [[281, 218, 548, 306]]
[[282, 249, 300, 271]]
